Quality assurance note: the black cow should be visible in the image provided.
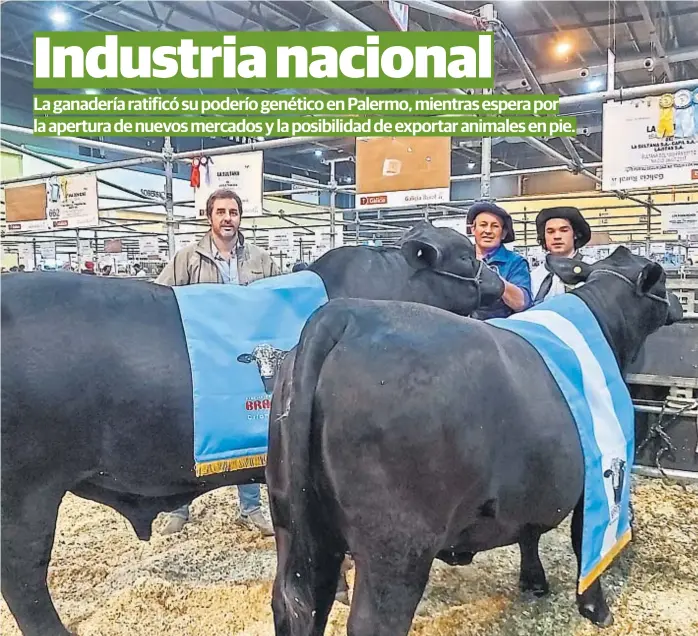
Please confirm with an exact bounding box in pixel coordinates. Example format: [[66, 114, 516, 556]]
[[0, 222, 503, 636], [267, 247, 683, 636], [237, 344, 290, 394]]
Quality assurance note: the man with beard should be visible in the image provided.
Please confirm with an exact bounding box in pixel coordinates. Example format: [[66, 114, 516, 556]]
[[531, 206, 592, 304], [156, 188, 278, 537]]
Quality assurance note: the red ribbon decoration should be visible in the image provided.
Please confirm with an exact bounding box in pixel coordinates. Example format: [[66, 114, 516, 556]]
[[190, 157, 201, 188]]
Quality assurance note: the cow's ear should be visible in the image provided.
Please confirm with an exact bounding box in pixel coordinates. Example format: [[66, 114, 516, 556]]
[[400, 239, 442, 270], [635, 262, 664, 295], [545, 254, 593, 286], [237, 353, 254, 363]]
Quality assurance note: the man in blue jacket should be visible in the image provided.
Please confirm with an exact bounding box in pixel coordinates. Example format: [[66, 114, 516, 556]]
[[467, 201, 532, 319]]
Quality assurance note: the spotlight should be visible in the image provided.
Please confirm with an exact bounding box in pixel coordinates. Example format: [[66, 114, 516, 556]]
[[50, 8, 69, 26], [555, 41, 572, 57]]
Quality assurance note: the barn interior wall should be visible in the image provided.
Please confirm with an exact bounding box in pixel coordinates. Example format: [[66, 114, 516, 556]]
[[451, 175, 519, 200], [521, 171, 598, 196]]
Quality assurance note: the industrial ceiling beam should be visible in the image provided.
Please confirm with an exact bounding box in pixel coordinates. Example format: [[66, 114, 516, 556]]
[[309, 0, 374, 31], [636, 0, 674, 81], [617, 1, 643, 54], [206, 1, 273, 32], [492, 19, 586, 171], [558, 77, 698, 107], [514, 3, 698, 39], [568, 1, 606, 57], [258, 0, 303, 28], [536, 0, 588, 65], [398, 0, 485, 30], [498, 45, 698, 91], [64, 2, 162, 31]]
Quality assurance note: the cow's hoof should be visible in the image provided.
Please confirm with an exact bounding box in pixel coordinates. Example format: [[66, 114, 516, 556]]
[[160, 515, 188, 535], [519, 578, 550, 598], [519, 582, 550, 598], [579, 602, 614, 628]]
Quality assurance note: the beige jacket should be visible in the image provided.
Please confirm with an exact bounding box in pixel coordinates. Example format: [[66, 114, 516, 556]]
[[156, 231, 279, 286]]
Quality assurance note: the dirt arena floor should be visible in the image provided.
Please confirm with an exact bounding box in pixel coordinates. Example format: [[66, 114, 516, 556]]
[[2, 476, 697, 635]]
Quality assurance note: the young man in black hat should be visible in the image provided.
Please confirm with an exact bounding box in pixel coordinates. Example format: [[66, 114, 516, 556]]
[[467, 201, 532, 319], [531, 206, 592, 303]]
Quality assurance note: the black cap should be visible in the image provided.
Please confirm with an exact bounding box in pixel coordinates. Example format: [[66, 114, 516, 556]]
[[467, 201, 515, 243], [535, 207, 591, 250]]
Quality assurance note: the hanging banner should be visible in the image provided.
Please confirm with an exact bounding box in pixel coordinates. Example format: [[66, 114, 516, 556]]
[[385, 1, 410, 31], [5, 173, 99, 232], [602, 93, 698, 191], [104, 238, 123, 254], [660, 203, 698, 235], [138, 236, 160, 257], [431, 216, 473, 241], [356, 137, 451, 209], [652, 242, 667, 254], [39, 242, 57, 260], [18, 244, 35, 269], [291, 173, 320, 205], [267, 229, 295, 253], [313, 226, 344, 260], [193, 151, 264, 218], [21, 155, 193, 218]]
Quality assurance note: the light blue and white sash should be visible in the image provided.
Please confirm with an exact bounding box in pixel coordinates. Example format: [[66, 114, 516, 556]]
[[489, 293, 635, 593], [172, 270, 329, 476]]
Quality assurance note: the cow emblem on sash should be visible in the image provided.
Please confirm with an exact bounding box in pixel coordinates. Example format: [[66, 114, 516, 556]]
[[237, 343, 290, 394], [603, 457, 627, 523]]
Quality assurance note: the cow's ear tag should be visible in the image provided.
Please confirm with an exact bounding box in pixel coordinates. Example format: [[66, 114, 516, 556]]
[[573, 266, 582, 274]]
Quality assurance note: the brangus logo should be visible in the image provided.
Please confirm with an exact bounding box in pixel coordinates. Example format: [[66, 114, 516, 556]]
[[246, 397, 271, 411]]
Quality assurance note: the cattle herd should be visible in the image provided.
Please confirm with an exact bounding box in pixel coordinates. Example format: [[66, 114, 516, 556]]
[[1, 223, 694, 636]]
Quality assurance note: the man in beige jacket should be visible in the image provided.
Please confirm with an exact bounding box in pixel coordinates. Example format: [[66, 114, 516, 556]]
[[157, 187, 279, 537]]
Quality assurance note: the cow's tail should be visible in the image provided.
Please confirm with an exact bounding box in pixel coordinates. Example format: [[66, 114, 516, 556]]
[[268, 300, 351, 634]]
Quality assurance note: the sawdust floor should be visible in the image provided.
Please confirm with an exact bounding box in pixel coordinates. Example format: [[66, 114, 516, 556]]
[[1, 477, 697, 635]]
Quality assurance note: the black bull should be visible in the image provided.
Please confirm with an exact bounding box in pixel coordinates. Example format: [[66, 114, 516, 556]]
[[0, 222, 504, 636], [267, 249, 683, 636]]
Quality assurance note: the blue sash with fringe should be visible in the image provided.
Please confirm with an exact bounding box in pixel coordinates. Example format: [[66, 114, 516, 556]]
[[489, 294, 634, 594], [172, 271, 328, 476]]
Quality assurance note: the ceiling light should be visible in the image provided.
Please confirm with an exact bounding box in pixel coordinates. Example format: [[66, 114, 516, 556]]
[[314, 149, 323, 157], [467, 162, 476, 170], [555, 41, 572, 57], [588, 78, 603, 91], [50, 7, 69, 26]]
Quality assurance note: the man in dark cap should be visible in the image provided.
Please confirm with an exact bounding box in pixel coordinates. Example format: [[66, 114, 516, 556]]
[[467, 201, 532, 319], [531, 206, 592, 303]]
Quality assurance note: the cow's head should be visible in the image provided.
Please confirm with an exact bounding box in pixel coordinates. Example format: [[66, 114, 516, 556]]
[[603, 458, 627, 506], [399, 221, 504, 316], [546, 246, 683, 366], [237, 344, 289, 394]]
